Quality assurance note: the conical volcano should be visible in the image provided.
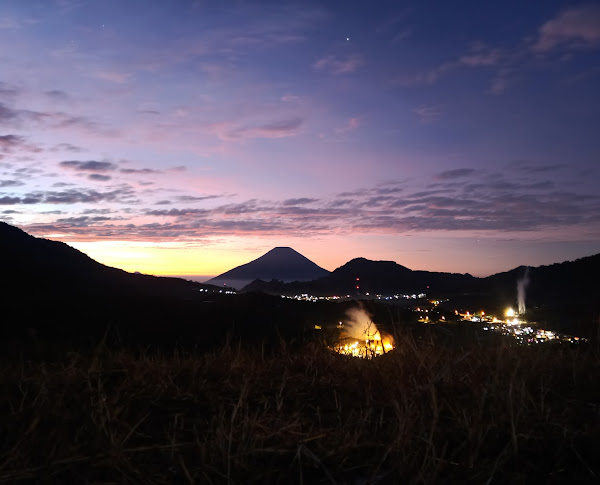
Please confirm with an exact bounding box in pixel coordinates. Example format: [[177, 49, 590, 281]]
[[207, 247, 330, 289]]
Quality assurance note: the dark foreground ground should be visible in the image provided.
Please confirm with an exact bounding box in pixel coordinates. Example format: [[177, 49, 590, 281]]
[[1, 330, 599, 484]]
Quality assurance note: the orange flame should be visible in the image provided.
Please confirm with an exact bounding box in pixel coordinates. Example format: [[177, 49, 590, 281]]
[[333, 306, 395, 358]]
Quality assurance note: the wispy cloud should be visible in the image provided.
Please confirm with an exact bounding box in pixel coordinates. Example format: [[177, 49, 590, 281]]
[[0, 16, 22, 29], [487, 74, 512, 95], [210, 117, 303, 141], [396, 42, 506, 88], [0, 134, 25, 152], [58, 160, 165, 182], [44, 89, 69, 100], [119, 168, 160, 175], [395, 5, 600, 95], [13, 163, 599, 242], [334, 117, 360, 136], [0, 82, 21, 99], [1, 186, 136, 205], [0, 179, 24, 187], [60, 160, 117, 172], [0, 102, 111, 136], [123, 4, 325, 72], [435, 168, 477, 180], [88, 174, 112, 182], [314, 55, 362, 74], [282, 198, 319, 206], [392, 61, 455, 87], [94, 70, 133, 84], [459, 44, 503, 67], [533, 4, 600, 52], [0, 134, 41, 154], [280, 94, 306, 103], [413, 104, 442, 123], [391, 29, 412, 44]]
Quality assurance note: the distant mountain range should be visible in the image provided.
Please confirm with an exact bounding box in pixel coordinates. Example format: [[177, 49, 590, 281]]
[[0, 222, 325, 350], [1, 221, 598, 340], [241, 250, 600, 335], [203, 242, 599, 334], [242, 251, 599, 301], [207, 246, 330, 289], [243, 256, 477, 295]]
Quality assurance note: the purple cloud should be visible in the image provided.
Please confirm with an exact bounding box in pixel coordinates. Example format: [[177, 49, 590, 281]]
[[0, 179, 24, 187], [88, 174, 112, 182], [413, 104, 443, 123], [212, 118, 304, 141], [0, 134, 24, 152], [314, 55, 362, 74], [283, 198, 319, 206], [534, 5, 600, 52], [119, 168, 160, 174], [60, 160, 117, 172], [436, 168, 477, 180]]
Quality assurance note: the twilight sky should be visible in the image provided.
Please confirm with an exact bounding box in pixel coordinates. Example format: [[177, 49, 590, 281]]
[[1, 0, 599, 278]]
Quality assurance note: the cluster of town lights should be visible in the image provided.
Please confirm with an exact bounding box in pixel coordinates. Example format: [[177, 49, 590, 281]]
[[458, 307, 586, 344]]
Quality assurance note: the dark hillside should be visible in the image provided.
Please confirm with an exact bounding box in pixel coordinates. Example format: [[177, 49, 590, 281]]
[[482, 254, 600, 336], [0, 222, 224, 348], [244, 253, 600, 338], [0, 223, 354, 354], [0, 222, 212, 298], [244, 257, 478, 296]]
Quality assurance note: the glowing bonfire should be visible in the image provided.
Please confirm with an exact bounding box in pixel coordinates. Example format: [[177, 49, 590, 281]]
[[332, 307, 394, 358]]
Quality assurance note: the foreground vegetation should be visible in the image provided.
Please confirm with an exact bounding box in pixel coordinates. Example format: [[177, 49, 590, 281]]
[[1, 332, 599, 484]]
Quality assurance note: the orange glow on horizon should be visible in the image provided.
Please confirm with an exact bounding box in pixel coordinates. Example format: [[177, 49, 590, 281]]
[[66, 235, 376, 277], [68, 240, 256, 277], [59, 232, 516, 279]]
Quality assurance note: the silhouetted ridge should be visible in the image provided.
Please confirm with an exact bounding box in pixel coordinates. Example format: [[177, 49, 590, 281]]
[[0, 221, 110, 273], [248, 257, 476, 295], [334, 257, 411, 275], [0, 221, 215, 298]]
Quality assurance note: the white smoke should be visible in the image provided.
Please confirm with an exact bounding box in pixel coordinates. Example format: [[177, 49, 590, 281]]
[[517, 268, 530, 314], [334, 304, 395, 357], [342, 305, 382, 341]]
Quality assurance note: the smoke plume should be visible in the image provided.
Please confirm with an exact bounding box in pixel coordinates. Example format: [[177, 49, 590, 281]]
[[517, 267, 530, 314], [342, 305, 382, 341]]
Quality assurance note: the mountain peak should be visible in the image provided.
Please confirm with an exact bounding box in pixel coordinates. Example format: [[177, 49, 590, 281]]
[[266, 246, 297, 254], [208, 247, 330, 289], [341, 257, 411, 272]]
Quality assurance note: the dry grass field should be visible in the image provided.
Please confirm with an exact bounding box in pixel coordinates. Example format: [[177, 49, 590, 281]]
[[1, 329, 599, 484]]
